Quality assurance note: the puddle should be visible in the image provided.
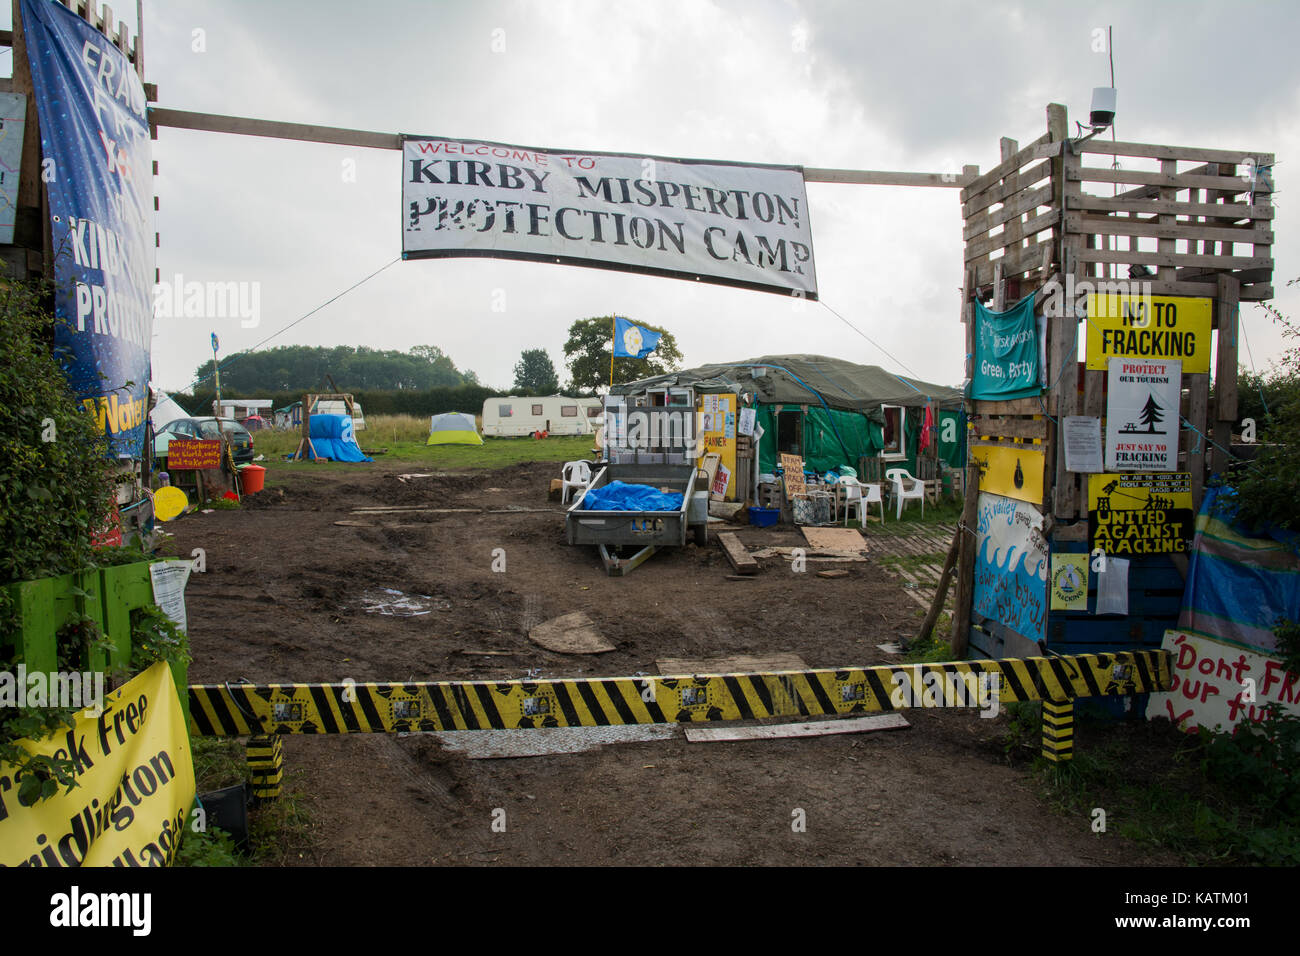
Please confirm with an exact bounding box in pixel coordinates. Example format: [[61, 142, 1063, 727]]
[[356, 588, 451, 617]]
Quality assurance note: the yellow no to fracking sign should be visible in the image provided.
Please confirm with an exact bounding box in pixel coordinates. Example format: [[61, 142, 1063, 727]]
[[0, 662, 195, 867], [1086, 294, 1212, 373]]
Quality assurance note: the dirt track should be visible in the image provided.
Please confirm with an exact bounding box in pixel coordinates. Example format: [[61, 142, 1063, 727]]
[[168, 459, 1176, 866]]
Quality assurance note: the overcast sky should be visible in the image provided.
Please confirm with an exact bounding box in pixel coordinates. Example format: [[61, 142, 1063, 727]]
[[9, 0, 1297, 394]]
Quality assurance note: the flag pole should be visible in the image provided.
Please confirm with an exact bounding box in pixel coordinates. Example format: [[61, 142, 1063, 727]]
[[610, 315, 615, 388]]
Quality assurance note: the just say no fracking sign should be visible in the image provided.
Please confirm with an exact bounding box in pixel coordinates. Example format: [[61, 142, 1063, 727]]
[[401, 136, 818, 298]]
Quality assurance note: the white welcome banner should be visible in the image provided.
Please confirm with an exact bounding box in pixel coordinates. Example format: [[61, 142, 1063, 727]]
[[402, 136, 818, 298]]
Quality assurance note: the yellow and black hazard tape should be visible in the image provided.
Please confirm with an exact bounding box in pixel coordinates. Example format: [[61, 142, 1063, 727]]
[[188, 650, 1170, 740]]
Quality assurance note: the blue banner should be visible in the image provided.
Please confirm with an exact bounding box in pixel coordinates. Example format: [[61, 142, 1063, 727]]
[[613, 317, 661, 358], [21, 0, 153, 459], [972, 294, 1040, 401]]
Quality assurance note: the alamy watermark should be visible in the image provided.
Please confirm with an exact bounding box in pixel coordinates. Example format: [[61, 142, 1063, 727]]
[[0, 667, 105, 717], [152, 273, 261, 328], [888, 668, 1002, 718]]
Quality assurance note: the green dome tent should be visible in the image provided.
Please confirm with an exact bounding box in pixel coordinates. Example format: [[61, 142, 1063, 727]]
[[427, 412, 483, 446]]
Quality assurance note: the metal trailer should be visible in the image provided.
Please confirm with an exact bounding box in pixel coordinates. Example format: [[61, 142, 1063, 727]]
[[565, 462, 711, 575]]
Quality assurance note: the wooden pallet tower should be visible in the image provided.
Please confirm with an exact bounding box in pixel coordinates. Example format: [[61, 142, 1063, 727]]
[[951, 102, 1275, 663]]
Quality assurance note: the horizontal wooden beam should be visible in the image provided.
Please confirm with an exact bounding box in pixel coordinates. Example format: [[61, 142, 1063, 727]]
[[803, 167, 972, 187], [1063, 212, 1272, 245], [1065, 194, 1272, 220], [149, 107, 403, 150], [1072, 166, 1252, 193], [1075, 139, 1274, 166], [148, 107, 979, 186], [1076, 247, 1271, 271], [959, 133, 1056, 202]]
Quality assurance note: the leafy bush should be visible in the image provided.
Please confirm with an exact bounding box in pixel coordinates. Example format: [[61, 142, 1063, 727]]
[[0, 279, 116, 801]]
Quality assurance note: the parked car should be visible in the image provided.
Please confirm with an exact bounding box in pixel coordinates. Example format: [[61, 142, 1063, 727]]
[[154, 417, 255, 466]]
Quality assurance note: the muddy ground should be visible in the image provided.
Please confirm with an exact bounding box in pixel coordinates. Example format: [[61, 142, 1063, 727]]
[[167, 459, 1177, 866]]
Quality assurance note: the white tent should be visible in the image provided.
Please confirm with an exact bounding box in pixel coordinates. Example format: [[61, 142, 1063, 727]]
[[150, 388, 189, 430]]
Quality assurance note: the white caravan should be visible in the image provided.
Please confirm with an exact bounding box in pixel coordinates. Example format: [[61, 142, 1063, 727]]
[[482, 395, 602, 436]]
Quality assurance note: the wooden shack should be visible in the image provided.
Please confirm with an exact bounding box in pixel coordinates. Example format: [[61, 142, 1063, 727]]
[[950, 103, 1275, 662]]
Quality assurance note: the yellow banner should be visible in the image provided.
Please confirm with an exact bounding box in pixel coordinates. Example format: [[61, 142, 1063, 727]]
[[1087, 472, 1194, 555], [0, 662, 195, 867], [1050, 553, 1089, 610], [698, 393, 736, 499], [972, 443, 1044, 505], [1085, 294, 1212, 372]]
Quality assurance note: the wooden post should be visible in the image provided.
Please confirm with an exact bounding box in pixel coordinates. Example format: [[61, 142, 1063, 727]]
[[1212, 274, 1240, 476], [950, 460, 980, 658], [916, 523, 961, 645]]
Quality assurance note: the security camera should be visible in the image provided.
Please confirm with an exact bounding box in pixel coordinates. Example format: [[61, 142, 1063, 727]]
[[1090, 87, 1116, 130]]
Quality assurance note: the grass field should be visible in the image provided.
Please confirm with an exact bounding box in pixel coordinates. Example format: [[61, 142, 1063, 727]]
[[252, 414, 595, 475]]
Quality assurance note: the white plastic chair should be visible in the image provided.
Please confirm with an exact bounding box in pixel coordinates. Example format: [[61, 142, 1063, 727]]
[[837, 478, 864, 527], [862, 482, 885, 524], [561, 460, 592, 505], [886, 468, 925, 520]]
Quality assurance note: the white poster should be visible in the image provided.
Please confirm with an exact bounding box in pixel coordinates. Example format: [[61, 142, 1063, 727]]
[[149, 560, 193, 634], [1063, 415, 1103, 473], [738, 407, 756, 436], [1149, 630, 1300, 734], [402, 136, 817, 298], [1105, 358, 1182, 472]]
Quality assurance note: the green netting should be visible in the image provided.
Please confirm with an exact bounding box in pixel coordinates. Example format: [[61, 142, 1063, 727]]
[[757, 404, 882, 475]]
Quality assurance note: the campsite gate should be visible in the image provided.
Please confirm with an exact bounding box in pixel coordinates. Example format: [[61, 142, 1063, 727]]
[[950, 104, 1274, 688]]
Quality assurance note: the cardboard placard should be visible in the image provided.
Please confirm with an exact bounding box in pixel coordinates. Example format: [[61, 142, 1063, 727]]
[[166, 438, 221, 470], [780, 453, 806, 498]]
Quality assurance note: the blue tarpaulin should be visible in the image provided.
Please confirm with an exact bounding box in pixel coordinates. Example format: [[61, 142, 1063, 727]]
[[297, 414, 372, 462], [1178, 486, 1300, 654], [582, 481, 683, 512]]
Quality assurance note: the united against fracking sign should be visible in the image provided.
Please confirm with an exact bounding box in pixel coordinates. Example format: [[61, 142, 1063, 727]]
[[402, 136, 818, 299]]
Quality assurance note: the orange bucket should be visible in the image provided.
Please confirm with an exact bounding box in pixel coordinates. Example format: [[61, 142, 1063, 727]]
[[238, 464, 266, 494]]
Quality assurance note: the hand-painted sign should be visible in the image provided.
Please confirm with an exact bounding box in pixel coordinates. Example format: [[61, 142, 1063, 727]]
[[780, 453, 806, 499], [0, 662, 195, 867], [166, 439, 221, 470], [1086, 294, 1211, 373], [973, 492, 1048, 642], [971, 442, 1044, 505], [971, 294, 1041, 400], [21, 0, 154, 459], [1088, 472, 1193, 555], [1105, 358, 1182, 472], [402, 136, 817, 299], [1149, 630, 1300, 734]]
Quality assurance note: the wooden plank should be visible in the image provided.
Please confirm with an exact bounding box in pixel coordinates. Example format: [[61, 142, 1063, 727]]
[[1185, 372, 1210, 507], [717, 532, 759, 575], [951, 462, 980, 657], [1076, 140, 1273, 166], [964, 208, 1059, 261], [803, 168, 970, 188], [970, 416, 1049, 440], [683, 713, 910, 743], [1071, 166, 1252, 193], [657, 653, 809, 674], [816, 569, 850, 579], [959, 132, 1056, 202], [149, 106, 404, 150], [973, 397, 1045, 415], [1062, 213, 1271, 245], [1066, 194, 1273, 220], [961, 159, 1054, 218], [963, 183, 1054, 240], [1075, 247, 1271, 271], [1212, 274, 1240, 476]]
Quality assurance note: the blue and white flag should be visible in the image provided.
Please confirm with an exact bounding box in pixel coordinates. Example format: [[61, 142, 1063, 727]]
[[613, 317, 661, 359]]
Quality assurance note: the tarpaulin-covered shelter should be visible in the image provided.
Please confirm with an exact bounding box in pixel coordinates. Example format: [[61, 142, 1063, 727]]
[[427, 412, 483, 445], [613, 355, 965, 478], [294, 414, 372, 462]]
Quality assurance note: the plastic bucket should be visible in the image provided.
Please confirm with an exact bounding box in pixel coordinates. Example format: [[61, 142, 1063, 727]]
[[238, 464, 266, 494], [747, 506, 779, 527]]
